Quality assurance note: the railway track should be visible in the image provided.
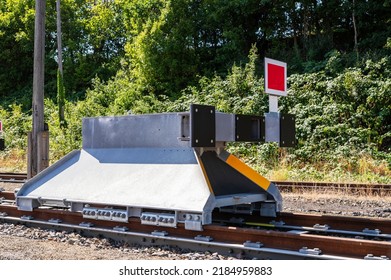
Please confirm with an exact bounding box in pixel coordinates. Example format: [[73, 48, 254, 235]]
[[275, 180, 391, 195], [1, 190, 390, 260], [1, 172, 390, 195], [0, 172, 27, 183]]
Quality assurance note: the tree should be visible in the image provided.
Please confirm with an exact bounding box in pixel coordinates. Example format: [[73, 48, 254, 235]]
[[56, 0, 65, 126], [123, 0, 266, 97], [0, 0, 35, 100]]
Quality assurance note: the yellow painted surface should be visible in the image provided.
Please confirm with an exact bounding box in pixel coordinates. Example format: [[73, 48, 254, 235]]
[[245, 222, 275, 228], [226, 155, 270, 191]]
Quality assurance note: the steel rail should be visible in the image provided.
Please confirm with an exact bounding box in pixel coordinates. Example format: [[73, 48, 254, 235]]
[[216, 217, 391, 241], [0, 214, 351, 260], [2, 190, 391, 234], [273, 181, 391, 195], [2, 190, 391, 237], [215, 211, 391, 235], [0, 172, 27, 183], [0, 191, 15, 200], [0, 203, 390, 259]]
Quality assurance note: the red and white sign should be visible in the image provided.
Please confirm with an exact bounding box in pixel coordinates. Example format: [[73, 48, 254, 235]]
[[0, 120, 2, 132], [264, 58, 287, 96]]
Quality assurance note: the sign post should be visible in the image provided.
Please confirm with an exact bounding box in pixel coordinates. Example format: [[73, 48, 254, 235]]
[[264, 58, 295, 147], [264, 58, 287, 113]]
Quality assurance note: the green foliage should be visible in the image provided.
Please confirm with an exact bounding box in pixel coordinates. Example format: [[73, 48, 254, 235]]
[[121, 0, 266, 97], [1, 0, 391, 100], [280, 58, 391, 181], [0, 2, 390, 182], [166, 46, 268, 114], [0, 0, 35, 99], [0, 104, 31, 150], [0, 0, 126, 99]]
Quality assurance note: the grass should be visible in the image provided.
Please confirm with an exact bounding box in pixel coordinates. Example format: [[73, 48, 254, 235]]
[[252, 153, 391, 184], [0, 149, 27, 173], [264, 165, 391, 184]]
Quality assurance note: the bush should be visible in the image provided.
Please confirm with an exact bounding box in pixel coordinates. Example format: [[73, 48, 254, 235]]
[[0, 46, 389, 182]]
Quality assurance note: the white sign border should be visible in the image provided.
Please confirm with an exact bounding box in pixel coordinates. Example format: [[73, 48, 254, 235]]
[[264, 57, 287, 96]]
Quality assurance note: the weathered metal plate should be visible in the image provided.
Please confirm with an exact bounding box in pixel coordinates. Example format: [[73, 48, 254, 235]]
[[82, 113, 189, 149]]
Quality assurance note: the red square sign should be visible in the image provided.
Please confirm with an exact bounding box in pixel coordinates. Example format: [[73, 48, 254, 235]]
[[265, 58, 287, 96]]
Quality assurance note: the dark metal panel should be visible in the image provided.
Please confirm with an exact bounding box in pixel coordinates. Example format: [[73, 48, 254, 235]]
[[260, 116, 266, 142], [200, 151, 265, 196], [280, 113, 296, 147], [235, 115, 264, 142], [0, 139, 4, 151], [190, 104, 216, 147]]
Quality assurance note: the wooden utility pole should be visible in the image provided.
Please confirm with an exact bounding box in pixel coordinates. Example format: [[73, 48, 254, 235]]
[[56, 0, 63, 75], [57, 0, 65, 125], [352, 0, 359, 61], [28, 0, 48, 178]]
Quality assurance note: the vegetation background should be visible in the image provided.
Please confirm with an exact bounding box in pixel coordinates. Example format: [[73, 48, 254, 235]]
[[0, 0, 390, 183]]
